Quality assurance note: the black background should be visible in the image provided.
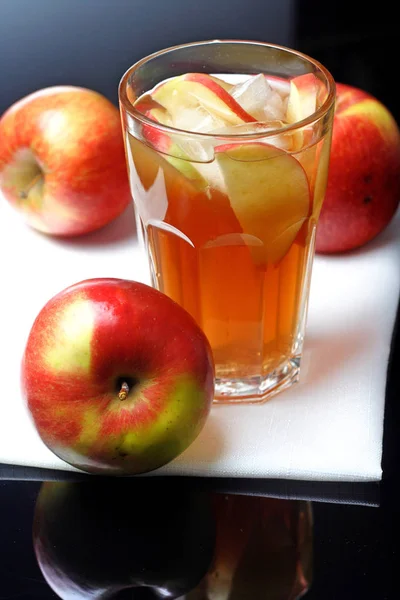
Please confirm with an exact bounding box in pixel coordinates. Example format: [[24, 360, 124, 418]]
[[0, 0, 399, 598], [0, 0, 398, 122]]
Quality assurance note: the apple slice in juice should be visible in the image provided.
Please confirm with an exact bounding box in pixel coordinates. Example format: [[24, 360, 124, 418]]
[[133, 94, 208, 186], [127, 134, 241, 247], [152, 73, 256, 125], [286, 74, 320, 124], [207, 74, 234, 93], [286, 73, 323, 152], [132, 88, 241, 244], [127, 131, 245, 320], [214, 143, 310, 264], [286, 73, 330, 211], [133, 94, 174, 154]]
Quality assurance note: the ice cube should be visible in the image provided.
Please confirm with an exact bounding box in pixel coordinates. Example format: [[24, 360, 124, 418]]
[[172, 105, 228, 133], [172, 137, 214, 162], [265, 75, 291, 99], [263, 89, 286, 121], [231, 74, 285, 121], [168, 104, 235, 162], [154, 106, 226, 162], [195, 160, 226, 194]]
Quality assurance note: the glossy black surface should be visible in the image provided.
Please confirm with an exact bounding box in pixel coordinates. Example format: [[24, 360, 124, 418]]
[[1, 0, 399, 597]]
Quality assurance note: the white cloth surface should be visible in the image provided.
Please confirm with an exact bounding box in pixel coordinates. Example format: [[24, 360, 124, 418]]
[[1, 196, 399, 482]]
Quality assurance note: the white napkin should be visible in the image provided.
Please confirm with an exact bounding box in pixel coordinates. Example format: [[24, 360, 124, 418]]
[[1, 197, 399, 482]]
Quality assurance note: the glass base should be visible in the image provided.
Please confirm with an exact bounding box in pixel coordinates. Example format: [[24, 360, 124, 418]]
[[213, 356, 301, 404]]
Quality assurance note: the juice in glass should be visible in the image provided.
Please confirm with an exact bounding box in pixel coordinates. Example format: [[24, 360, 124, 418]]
[[119, 41, 335, 403]]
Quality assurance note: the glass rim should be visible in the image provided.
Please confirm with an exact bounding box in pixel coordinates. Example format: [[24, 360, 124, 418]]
[[118, 39, 336, 141]]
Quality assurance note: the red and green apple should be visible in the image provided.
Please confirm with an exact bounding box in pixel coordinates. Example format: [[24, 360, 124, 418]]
[[22, 278, 215, 475]]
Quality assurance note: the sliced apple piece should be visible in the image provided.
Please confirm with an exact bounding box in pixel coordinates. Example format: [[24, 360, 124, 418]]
[[286, 73, 319, 124], [133, 94, 207, 187], [286, 73, 322, 151], [208, 74, 234, 93], [285, 73, 329, 180], [127, 133, 197, 193], [214, 143, 310, 263], [152, 73, 257, 126], [310, 134, 332, 218], [172, 105, 228, 133], [133, 94, 173, 153], [127, 133, 241, 248]]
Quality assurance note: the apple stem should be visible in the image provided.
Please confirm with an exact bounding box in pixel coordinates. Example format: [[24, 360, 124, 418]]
[[19, 173, 42, 199], [118, 381, 130, 401]]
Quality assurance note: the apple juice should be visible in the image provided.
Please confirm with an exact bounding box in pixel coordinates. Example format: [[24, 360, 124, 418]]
[[123, 71, 333, 402]]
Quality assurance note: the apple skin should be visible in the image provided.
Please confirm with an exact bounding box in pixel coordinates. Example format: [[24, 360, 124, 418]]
[[316, 82, 400, 253], [133, 93, 173, 154], [33, 479, 216, 599], [182, 73, 257, 123], [152, 73, 256, 125], [0, 86, 132, 236], [22, 278, 215, 475]]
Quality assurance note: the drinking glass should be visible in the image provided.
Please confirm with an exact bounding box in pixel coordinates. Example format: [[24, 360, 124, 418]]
[[119, 40, 336, 403]]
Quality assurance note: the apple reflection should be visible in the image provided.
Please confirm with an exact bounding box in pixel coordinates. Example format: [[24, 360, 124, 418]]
[[33, 479, 312, 599], [33, 478, 216, 599]]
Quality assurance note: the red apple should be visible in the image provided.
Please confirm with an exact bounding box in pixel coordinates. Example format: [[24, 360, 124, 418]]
[[21, 278, 215, 475], [316, 82, 400, 253], [0, 86, 132, 236]]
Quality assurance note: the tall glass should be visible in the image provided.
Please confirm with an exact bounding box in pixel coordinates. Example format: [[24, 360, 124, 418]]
[[119, 40, 336, 404]]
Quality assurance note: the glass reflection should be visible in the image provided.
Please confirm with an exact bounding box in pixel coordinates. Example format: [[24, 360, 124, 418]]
[[181, 494, 312, 600]]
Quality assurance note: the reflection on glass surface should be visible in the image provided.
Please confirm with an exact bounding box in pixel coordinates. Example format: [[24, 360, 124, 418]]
[[32, 479, 312, 599]]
